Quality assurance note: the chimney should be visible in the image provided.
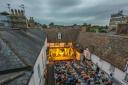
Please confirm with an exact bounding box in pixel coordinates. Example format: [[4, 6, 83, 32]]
[[14, 9, 18, 16], [11, 9, 14, 15]]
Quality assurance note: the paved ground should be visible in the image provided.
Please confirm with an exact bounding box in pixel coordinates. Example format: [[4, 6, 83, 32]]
[[46, 64, 55, 85]]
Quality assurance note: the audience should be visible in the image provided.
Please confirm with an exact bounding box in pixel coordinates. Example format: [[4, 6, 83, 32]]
[[54, 60, 113, 85]]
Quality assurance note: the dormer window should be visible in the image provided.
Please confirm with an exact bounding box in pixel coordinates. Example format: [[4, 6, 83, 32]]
[[58, 32, 61, 40]]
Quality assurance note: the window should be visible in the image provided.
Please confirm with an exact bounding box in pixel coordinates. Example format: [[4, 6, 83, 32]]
[[58, 32, 61, 39], [109, 65, 115, 73], [39, 76, 43, 85], [37, 64, 41, 78], [124, 61, 128, 72], [42, 53, 44, 68], [124, 73, 128, 82]]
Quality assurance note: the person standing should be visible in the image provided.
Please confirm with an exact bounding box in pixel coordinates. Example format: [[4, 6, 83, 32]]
[[96, 66, 100, 74]]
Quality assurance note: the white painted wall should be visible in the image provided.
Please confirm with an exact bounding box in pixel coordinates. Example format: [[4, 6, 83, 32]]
[[28, 38, 47, 85], [28, 75, 35, 85], [91, 54, 127, 85]]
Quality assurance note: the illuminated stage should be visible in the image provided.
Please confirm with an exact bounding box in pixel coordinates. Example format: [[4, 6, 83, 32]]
[[48, 43, 80, 61]]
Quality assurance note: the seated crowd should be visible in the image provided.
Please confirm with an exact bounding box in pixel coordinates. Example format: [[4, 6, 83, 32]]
[[54, 60, 113, 85]]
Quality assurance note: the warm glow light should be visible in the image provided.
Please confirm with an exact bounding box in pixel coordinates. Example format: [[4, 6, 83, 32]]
[[48, 47, 80, 61], [48, 43, 80, 61], [47, 42, 73, 48]]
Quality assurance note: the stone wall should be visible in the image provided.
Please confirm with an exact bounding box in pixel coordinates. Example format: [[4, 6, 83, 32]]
[[117, 24, 128, 34], [77, 32, 128, 70]]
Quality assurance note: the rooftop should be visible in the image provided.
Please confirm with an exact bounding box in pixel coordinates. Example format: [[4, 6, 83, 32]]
[[0, 28, 46, 85]]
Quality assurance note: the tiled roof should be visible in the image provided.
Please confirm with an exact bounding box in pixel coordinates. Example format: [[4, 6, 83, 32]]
[[0, 71, 31, 85], [5, 71, 31, 85], [0, 38, 26, 72], [0, 71, 24, 84], [0, 28, 46, 84], [0, 29, 46, 67], [44, 28, 80, 43]]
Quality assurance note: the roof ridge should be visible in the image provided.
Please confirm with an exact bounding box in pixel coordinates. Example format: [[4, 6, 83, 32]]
[[0, 71, 25, 85], [0, 66, 31, 75]]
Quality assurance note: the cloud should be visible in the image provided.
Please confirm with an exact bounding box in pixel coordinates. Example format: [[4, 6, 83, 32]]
[[0, 0, 128, 25], [47, 0, 81, 9]]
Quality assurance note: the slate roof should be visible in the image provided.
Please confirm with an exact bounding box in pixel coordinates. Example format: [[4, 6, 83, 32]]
[[0, 38, 26, 72], [5, 71, 31, 85], [0, 29, 46, 66], [0, 28, 46, 84], [0, 71, 24, 84]]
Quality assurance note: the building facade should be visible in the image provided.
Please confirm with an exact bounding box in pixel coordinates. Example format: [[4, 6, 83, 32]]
[[0, 9, 29, 29], [9, 9, 28, 28], [117, 24, 128, 34], [109, 11, 128, 32], [0, 13, 10, 28], [29, 38, 47, 85]]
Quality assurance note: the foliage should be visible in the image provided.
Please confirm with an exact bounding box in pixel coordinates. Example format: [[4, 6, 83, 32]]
[[84, 23, 107, 33], [49, 22, 54, 26], [42, 24, 47, 28], [0, 11, 9, 15]]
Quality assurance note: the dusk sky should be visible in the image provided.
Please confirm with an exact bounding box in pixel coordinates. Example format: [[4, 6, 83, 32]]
[[0, 0, 128, 25]]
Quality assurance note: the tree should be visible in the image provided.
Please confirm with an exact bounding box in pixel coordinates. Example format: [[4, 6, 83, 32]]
[[73, 24, 77, 26], [42, 24, 47, 28], [49, 22, 54, 26], [0, 11, 9, 15], [105, 25, 108, 29], [83, 23, 87, 26]]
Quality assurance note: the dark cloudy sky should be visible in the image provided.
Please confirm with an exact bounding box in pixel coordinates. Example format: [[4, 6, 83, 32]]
[[0, 0, 128, 25]]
